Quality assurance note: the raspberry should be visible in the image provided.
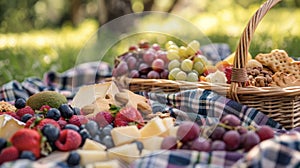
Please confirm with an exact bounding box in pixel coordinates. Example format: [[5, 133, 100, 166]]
[[95, 111, 114, 127], [68, 115, 88, 127], [16, 106, 35, 118], [36, 118, 60, 131], [39, 105, 51, 112], [55, 129, 82, 151], [57, 117, 68, 129], [0, 146, 19, 164]]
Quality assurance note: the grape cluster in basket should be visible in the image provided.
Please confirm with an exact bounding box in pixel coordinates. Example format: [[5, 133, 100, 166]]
[[160, 114, 275, 153]]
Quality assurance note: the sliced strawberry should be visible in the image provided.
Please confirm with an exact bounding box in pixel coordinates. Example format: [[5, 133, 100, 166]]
[[10, 128, 41, 158], [95, 111, 114, 127], [0, 146, 19, 164], [68, 115, 88, 127], [114, 107, 144, 127], [16, 106, 35, 118], [55, 129, 82, 151]]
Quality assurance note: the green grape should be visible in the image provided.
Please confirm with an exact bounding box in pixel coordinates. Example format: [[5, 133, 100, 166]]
[[193, 61, 205, 75], [168, 59, 181, 71], [167, 49, 180, 60], [194, 55, 210, 65], [165, 41, 175, 49], [167, 44, 179, 51], [186, 71, 199, 82], [181, 59, 193, 72], [175, 71, 187, 81], [178, 46, 188, 59], [168, 68, 181, 80], [186, 40, 200, 56]]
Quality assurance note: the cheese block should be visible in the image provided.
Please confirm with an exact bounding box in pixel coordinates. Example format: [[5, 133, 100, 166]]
[[140, 117, 167, 138], [82, 138, 106, 151], [141, 136, 164, 151], [161, 117, 175, 137], [168, 126, 179, 137], [0, 114, 25, 140], [111, 125, 140, 146], [77, 150, 108, 166], [72, 82, 119, 109], [108, 143, 140, 164]]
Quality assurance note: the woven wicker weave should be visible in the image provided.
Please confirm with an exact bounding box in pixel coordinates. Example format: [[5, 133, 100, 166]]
[[111, 0, 300, 129]]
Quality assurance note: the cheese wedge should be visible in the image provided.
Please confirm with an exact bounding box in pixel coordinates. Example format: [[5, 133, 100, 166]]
[[140, 117, 167, 138], [111, 125, 140, 146], [141, 136, 164, 151], [77, 150, 108, 166], [161, 117, 175, 137], [82, 138, 106, 151], [86, 160, 123, 168], [0, 114, 25, 140], [108, 143, 140, 164]]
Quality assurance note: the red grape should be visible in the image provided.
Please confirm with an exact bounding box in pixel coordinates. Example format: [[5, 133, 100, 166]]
[[211, 140, 226, 151], [143, 50, 155, 64], [161, 136, 178, 150], [156, 50, 169, 64], [147, 70, 160, 79], [152, 43, 161, 51], [237, 126, 248, 135], [221, 114, 241, 127], [177, 121, 201, 143], [223, 130, 240, 151], [256, 125, 274, 141], [241, 131, 260, 152], [160, 69, 169, 79], [129, 70, 139, 78], [127, 56, 137, 70], [210, 126, 226, 140], [138, 63, 151, 74], [152, 59, 165, 72], [115, 61, 129, 76]]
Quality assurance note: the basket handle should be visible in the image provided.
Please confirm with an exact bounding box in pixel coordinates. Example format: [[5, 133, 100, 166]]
[[229, 0, 282, 101]]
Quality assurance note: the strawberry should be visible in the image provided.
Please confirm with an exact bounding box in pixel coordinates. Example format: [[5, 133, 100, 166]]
[[55, 129, 82, 151], [16, 106, 35, 118], [68, 115, 88, 127], [114, 107, 144, 127], [25, 117, 60, 130], [95, 111, 114, 127], [0, 146, 19, 164], [10, 128, 41, 158]]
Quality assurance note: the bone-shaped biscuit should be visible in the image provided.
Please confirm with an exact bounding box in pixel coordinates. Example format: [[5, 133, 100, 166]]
[[255, 49, 300, 79]]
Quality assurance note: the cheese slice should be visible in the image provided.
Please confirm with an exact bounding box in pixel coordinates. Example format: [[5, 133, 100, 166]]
[[111, 125, 140, 146], [0, 114, 25, 140], [108, 143, 140, 164], [141, 136, 164, 151]]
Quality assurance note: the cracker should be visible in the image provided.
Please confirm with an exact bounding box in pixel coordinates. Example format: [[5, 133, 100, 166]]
[[255, 49, 300, 79], [269, 72, 300, 87]]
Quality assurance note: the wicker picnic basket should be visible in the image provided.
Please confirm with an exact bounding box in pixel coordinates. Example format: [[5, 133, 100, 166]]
[[112, 0, 300, 129]]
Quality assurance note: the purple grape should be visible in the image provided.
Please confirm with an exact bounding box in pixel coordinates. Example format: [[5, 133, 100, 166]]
[[147, 70, 160, 79], [161, 136, 178, 150], [160, 69, 169, 79], [138, 63, 151, 74], [152, 43, 161, 51], [223, 130, 240, 151], [115, 61, 129, 76], [221, 114, 241, 127], [152, 59, 165, 72], [256, 125, 274, 142], [211, 140, 226, 151], [177, 121, 201, 143], [210, 126, 226, 140], [129, 70, 140, 78], [242, 131, 260, 152], [143, 50, 155, 65], [156, 50, 169, 64], [127, 56, 137, 70], [190, 137, 211, 152], [237, 126, 248, 135]]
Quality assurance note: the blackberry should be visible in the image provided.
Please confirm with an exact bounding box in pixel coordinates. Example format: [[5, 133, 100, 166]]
[[45, 108, 61, 121], [14, 98, 26, 109]]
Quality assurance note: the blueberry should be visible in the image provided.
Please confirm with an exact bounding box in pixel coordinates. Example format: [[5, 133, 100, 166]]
[[79, 129, 92, 146], [21, 113, 33, 123], [64, 124, 80, 132], [46, 108, 61, 121], [19, 151, 36, 161], [84, 120, 99, 137], [0, 138, 7, 152], [93, 134, 102, 143], [102, 135, 114, 149], [59, 104, 74, 119], [56, 161, 69, 168], [42, 124, 60, 142], [72, 107, 81, 115], [66, 151, 81, 166], [102, 125, 112, 136], [14, 98, 26, 109]]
